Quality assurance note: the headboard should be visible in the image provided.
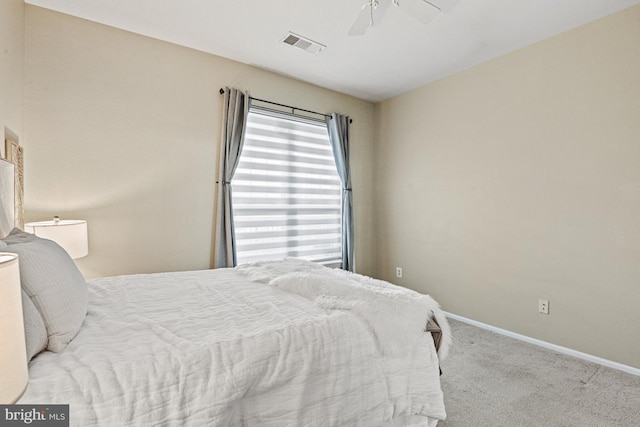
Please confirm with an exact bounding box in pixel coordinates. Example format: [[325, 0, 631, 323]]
[[0, 158, 16, 238]]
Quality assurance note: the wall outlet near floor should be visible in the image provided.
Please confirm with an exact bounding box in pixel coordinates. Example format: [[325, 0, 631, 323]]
[[396, 267, 403, 278], [538, 299, 549, 314]]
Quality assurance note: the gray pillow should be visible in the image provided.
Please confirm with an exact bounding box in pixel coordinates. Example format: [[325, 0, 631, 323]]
[[21, 289, 48, 361], [3, 228, 87, 352], [2, 239, 49, 360]]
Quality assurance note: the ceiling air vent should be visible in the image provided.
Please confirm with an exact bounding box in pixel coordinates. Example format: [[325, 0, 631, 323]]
[[281, 32, 326, 54]]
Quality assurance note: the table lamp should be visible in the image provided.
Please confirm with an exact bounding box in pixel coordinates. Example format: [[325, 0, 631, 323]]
[[0, 252, 28, 403], [25, 216, 88, 259]]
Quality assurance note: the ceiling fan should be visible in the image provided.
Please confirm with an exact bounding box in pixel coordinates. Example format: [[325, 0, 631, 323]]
[[348, 0, 459, 36]]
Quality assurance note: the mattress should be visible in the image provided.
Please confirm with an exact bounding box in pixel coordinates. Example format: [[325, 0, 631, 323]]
[[19, 259, 450, 426]]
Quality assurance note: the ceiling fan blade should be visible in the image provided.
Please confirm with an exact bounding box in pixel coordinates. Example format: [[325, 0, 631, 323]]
[[395, 0, 440, 24], [425, 0, 459, 13], [348, 0, 392, 36], [348, 5, 373, 36]]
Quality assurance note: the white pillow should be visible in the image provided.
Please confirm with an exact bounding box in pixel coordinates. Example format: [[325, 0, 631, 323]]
[[3, 228, 87, 352]]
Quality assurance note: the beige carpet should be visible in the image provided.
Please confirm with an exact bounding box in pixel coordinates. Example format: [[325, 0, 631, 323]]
[[438, 319, 640, 427]]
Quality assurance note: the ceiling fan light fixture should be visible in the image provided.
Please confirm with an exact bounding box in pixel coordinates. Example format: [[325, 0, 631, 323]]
[[348, 0, 459, 36]]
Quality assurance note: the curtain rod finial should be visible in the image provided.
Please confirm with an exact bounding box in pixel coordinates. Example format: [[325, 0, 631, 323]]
[[219, 88, 225, 95]]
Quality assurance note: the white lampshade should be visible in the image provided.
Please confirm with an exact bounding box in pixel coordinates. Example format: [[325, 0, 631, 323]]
[[25, 218, 89, 259], [0, 253, 28, 403]]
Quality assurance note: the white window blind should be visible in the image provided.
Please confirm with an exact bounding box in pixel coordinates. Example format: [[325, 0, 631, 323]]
[[232, 108, 342, 267]]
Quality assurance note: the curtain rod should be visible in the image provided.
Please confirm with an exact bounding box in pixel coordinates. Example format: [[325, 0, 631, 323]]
[[219, 88, 352, 123]]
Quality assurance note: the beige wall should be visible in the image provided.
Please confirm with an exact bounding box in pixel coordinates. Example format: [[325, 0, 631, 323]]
[[375, 5, 640, 368], [24, 6, 376, 279], [0, 0, 24, 146]]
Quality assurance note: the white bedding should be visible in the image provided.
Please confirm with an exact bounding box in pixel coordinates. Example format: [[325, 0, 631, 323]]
[[19, 259, 449, 426]]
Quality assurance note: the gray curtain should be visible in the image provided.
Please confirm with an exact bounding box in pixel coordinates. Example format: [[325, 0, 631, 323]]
[[213, 87, 249, 268], [326, 113, 354, 272]]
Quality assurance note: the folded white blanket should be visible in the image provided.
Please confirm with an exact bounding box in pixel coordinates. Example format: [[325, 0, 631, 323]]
[[237, 258, 452, 360]]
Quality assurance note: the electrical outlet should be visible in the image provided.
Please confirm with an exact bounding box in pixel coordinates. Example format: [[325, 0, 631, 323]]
[[538, 299, 549, 314], [396, 267, 403, 278]]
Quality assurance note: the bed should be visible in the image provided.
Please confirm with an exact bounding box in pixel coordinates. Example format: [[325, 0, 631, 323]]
[[1, 161, 451, 426]]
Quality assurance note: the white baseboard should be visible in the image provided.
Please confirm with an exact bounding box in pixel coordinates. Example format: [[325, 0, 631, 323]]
[[445, 312, 640, 377]]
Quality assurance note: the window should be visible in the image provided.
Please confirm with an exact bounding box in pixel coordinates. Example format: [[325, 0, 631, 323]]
[[232, 108, 342, 267]]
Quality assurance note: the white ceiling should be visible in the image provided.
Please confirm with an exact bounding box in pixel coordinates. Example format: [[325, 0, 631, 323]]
[[24, 0, 640, 102]]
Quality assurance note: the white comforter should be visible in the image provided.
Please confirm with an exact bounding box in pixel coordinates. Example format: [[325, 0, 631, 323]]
[[19, 259, 450, 426]]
